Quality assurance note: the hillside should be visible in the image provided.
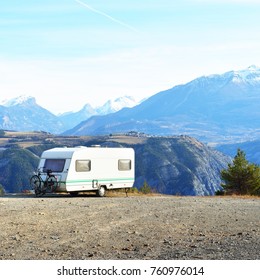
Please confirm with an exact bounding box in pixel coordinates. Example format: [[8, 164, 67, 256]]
[[134, 136, 229, 195], [64, 66, 260, 144], [216, 139, 260, 165], [0, 132, 230, 195]]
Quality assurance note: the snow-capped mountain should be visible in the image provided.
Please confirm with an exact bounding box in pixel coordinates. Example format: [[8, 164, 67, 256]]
[[1, 66, 260, 142], [58, 96, 140, 129], [0, 95, 65, 133], [64, 66, 260, 143], [96, 96, 138, 115], [0, 95, 140, 133], [0, 95, 36, 107], [225, 65, 260, 85]]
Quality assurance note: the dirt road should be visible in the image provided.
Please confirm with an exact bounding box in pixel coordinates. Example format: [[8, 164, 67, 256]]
[[0, 194, 259, 260]]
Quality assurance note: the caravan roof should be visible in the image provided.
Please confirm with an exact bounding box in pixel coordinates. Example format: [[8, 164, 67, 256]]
[[41, 147, 88, 158], [40, 146, 134, 159]]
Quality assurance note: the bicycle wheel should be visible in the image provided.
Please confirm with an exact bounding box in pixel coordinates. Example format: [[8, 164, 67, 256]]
[[30, 175, 42, 196], [46, 175, 58, 192]]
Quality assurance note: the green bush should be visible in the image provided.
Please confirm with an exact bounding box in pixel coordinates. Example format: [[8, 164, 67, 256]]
[[215, 189, 225, 196], [129, 187, 139, 193], [0, 184, 5, 196], [140, 181, 152, 194]]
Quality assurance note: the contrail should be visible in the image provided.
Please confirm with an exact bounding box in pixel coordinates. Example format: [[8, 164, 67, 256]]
[[73, 0, 139, 33]]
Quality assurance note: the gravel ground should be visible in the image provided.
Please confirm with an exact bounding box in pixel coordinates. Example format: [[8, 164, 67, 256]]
[[0, 194, 259, 260]]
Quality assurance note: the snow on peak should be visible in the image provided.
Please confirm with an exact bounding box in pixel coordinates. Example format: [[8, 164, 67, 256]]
[[228, 65, 260, 84], [1, 95, 36, 107], [247, 65, 259, 71], [96, 96, 139, 115], [204, 65, 260, 82], [109, 96, 137, 111]]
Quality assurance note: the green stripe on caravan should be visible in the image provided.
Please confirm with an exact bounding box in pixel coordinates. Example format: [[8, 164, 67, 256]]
[[66, 178, 134, 184]]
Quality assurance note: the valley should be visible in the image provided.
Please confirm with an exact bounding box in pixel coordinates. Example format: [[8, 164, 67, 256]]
[[0, 131, 230, 195]]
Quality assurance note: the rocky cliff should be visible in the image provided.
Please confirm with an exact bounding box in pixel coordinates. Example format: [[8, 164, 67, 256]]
[[132, 136, 230, 195]]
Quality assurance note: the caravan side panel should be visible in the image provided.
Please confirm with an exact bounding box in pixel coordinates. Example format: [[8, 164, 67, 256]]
[[65, 148, 135, 192]]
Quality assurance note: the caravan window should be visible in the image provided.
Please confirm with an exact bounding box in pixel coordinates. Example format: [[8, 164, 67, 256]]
[[118, 159, 131, 171], [44, 159, 65, 172], [76, 160, 91, 172]]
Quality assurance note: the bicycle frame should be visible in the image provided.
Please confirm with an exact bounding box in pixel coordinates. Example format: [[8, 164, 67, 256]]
[[30, 168, 58, 196]]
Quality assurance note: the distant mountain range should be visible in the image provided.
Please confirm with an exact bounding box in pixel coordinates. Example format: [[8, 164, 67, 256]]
[[1, 66, 259, 145], [58, 96, 139, 129], [0, 95, 139, 134], [64, 65, 260, 144]]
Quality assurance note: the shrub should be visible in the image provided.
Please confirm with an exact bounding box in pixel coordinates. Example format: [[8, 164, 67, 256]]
[[215, 189, 225, 196], [129, 187, 139, 193], [0, 184, 5, 196], [140, 181, 152, 194]]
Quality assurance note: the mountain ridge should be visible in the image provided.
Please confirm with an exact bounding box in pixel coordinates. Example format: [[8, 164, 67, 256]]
[[64, 66, 260, 143], [0, 95, 139, 133], [0, 66, 259, 144], [0, 96, 65, 133], [58, 96, 139, 129]]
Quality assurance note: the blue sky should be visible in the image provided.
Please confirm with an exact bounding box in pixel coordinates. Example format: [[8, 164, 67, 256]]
[[1, 0, 260, 114]]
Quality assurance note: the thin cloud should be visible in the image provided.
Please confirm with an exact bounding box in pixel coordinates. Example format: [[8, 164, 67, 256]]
[[73, 0, 139, 33]]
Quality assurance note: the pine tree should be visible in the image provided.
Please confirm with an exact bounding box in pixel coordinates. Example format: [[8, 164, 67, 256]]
[[221, 149, 260, 195]]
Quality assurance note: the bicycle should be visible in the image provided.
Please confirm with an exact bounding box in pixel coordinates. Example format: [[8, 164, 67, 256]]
[[30, 168, 58, 196]]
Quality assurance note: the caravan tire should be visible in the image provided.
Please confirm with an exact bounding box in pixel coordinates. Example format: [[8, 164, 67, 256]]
[[96, 186, 106, 197], [70, 192, 79, 197]]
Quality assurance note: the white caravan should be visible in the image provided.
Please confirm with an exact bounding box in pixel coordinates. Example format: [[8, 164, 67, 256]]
[[36, 146, 135, 196]]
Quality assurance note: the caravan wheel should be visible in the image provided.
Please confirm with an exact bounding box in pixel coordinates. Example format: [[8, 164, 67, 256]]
[[70, 192, 79, 197], [96, 186, 106, 197]]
